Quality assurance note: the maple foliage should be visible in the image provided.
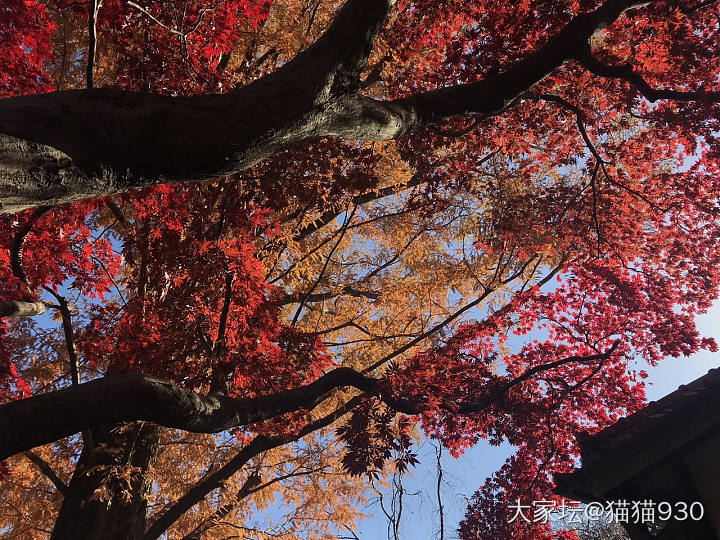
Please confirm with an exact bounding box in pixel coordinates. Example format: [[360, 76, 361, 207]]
[[0, 0, 720, 538]]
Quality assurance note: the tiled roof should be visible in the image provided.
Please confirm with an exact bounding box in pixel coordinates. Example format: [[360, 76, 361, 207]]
[[554, 367, 720, 501]]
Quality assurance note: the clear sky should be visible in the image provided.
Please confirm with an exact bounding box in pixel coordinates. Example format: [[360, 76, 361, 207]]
[[351, 301, 720, 539]]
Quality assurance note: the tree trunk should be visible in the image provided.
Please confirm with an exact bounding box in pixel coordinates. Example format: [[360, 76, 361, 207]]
[[0, 0, 658, 215], [51, 422, 161, 540]]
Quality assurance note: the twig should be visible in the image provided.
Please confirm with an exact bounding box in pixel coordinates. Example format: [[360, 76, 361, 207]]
[[291, 205, 357, 326], [86, 0, 101, 88]]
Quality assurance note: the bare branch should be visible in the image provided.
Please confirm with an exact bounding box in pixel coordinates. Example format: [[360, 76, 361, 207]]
[[435, 443, 445, 540]]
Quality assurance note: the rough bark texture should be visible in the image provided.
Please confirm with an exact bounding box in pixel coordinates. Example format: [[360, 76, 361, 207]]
[[0, 134, 109, 213], [51, 422, 160, 540], [0, 300, 48, 318], [0, 0, 653, 214]]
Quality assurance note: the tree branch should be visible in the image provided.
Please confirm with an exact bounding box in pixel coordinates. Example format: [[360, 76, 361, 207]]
[[362, 253, 544, 373], [0, 300, 50, 318], [22, 451, 68, 495], [576, 46, 720, 104], [294, 174, 425, 241], [358, 0, 657, 133], [0, 0, 661, 213], [435, 443, 445, 540], [280, 0, 396, 96], [143, 396, 364, 540], [179, 470, 263, 540], [0, 368, 388, 460], [456, 342, 620, 413], [10, 206, 52, 288], [42, 286, 80, 387], [86, 0, 101, 89], [291, 205, 357, 325]]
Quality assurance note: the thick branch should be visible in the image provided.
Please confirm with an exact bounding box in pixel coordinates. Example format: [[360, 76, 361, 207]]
[[0, 300, 49, 318], [280, 0, 395, 96], [0, 0, 659, 213], [380, 0, 656, 127], [0, 0, 395, 214], [0, 368, 386, 460]]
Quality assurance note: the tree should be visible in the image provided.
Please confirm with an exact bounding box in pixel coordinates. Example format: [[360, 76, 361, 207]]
[[0, 0, 719, 538]]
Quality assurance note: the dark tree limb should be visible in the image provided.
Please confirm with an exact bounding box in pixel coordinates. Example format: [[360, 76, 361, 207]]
[[86, 0, 101, 89], [209, 269, 234, 395], [456, 342, 619, 414], [23, 451, 68, 495], [0, 338, 619, 464], [384, 0, 657, 126], [576, 46, 720, 104], [10, 205, 52, 287], [434, 443, 445, 540], [105, 198, 127, 225], [0, 368, 387, 461], [0, 0, 664, 214], [42, 287, 81, 387]]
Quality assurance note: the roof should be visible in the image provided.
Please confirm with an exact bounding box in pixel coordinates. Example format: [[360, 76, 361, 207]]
[[554, 367, 720, 501]]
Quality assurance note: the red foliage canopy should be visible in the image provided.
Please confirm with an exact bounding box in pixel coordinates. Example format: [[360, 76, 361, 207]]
[[0, 0, 719, 538]]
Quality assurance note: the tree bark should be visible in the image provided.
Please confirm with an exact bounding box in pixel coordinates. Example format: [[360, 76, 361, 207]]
[[51, 422, 160, 540], [0, 368, 390, 460], [0, 300, 48, 318], [0, 0, 656, 214], [0, 345, 616, 461]]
